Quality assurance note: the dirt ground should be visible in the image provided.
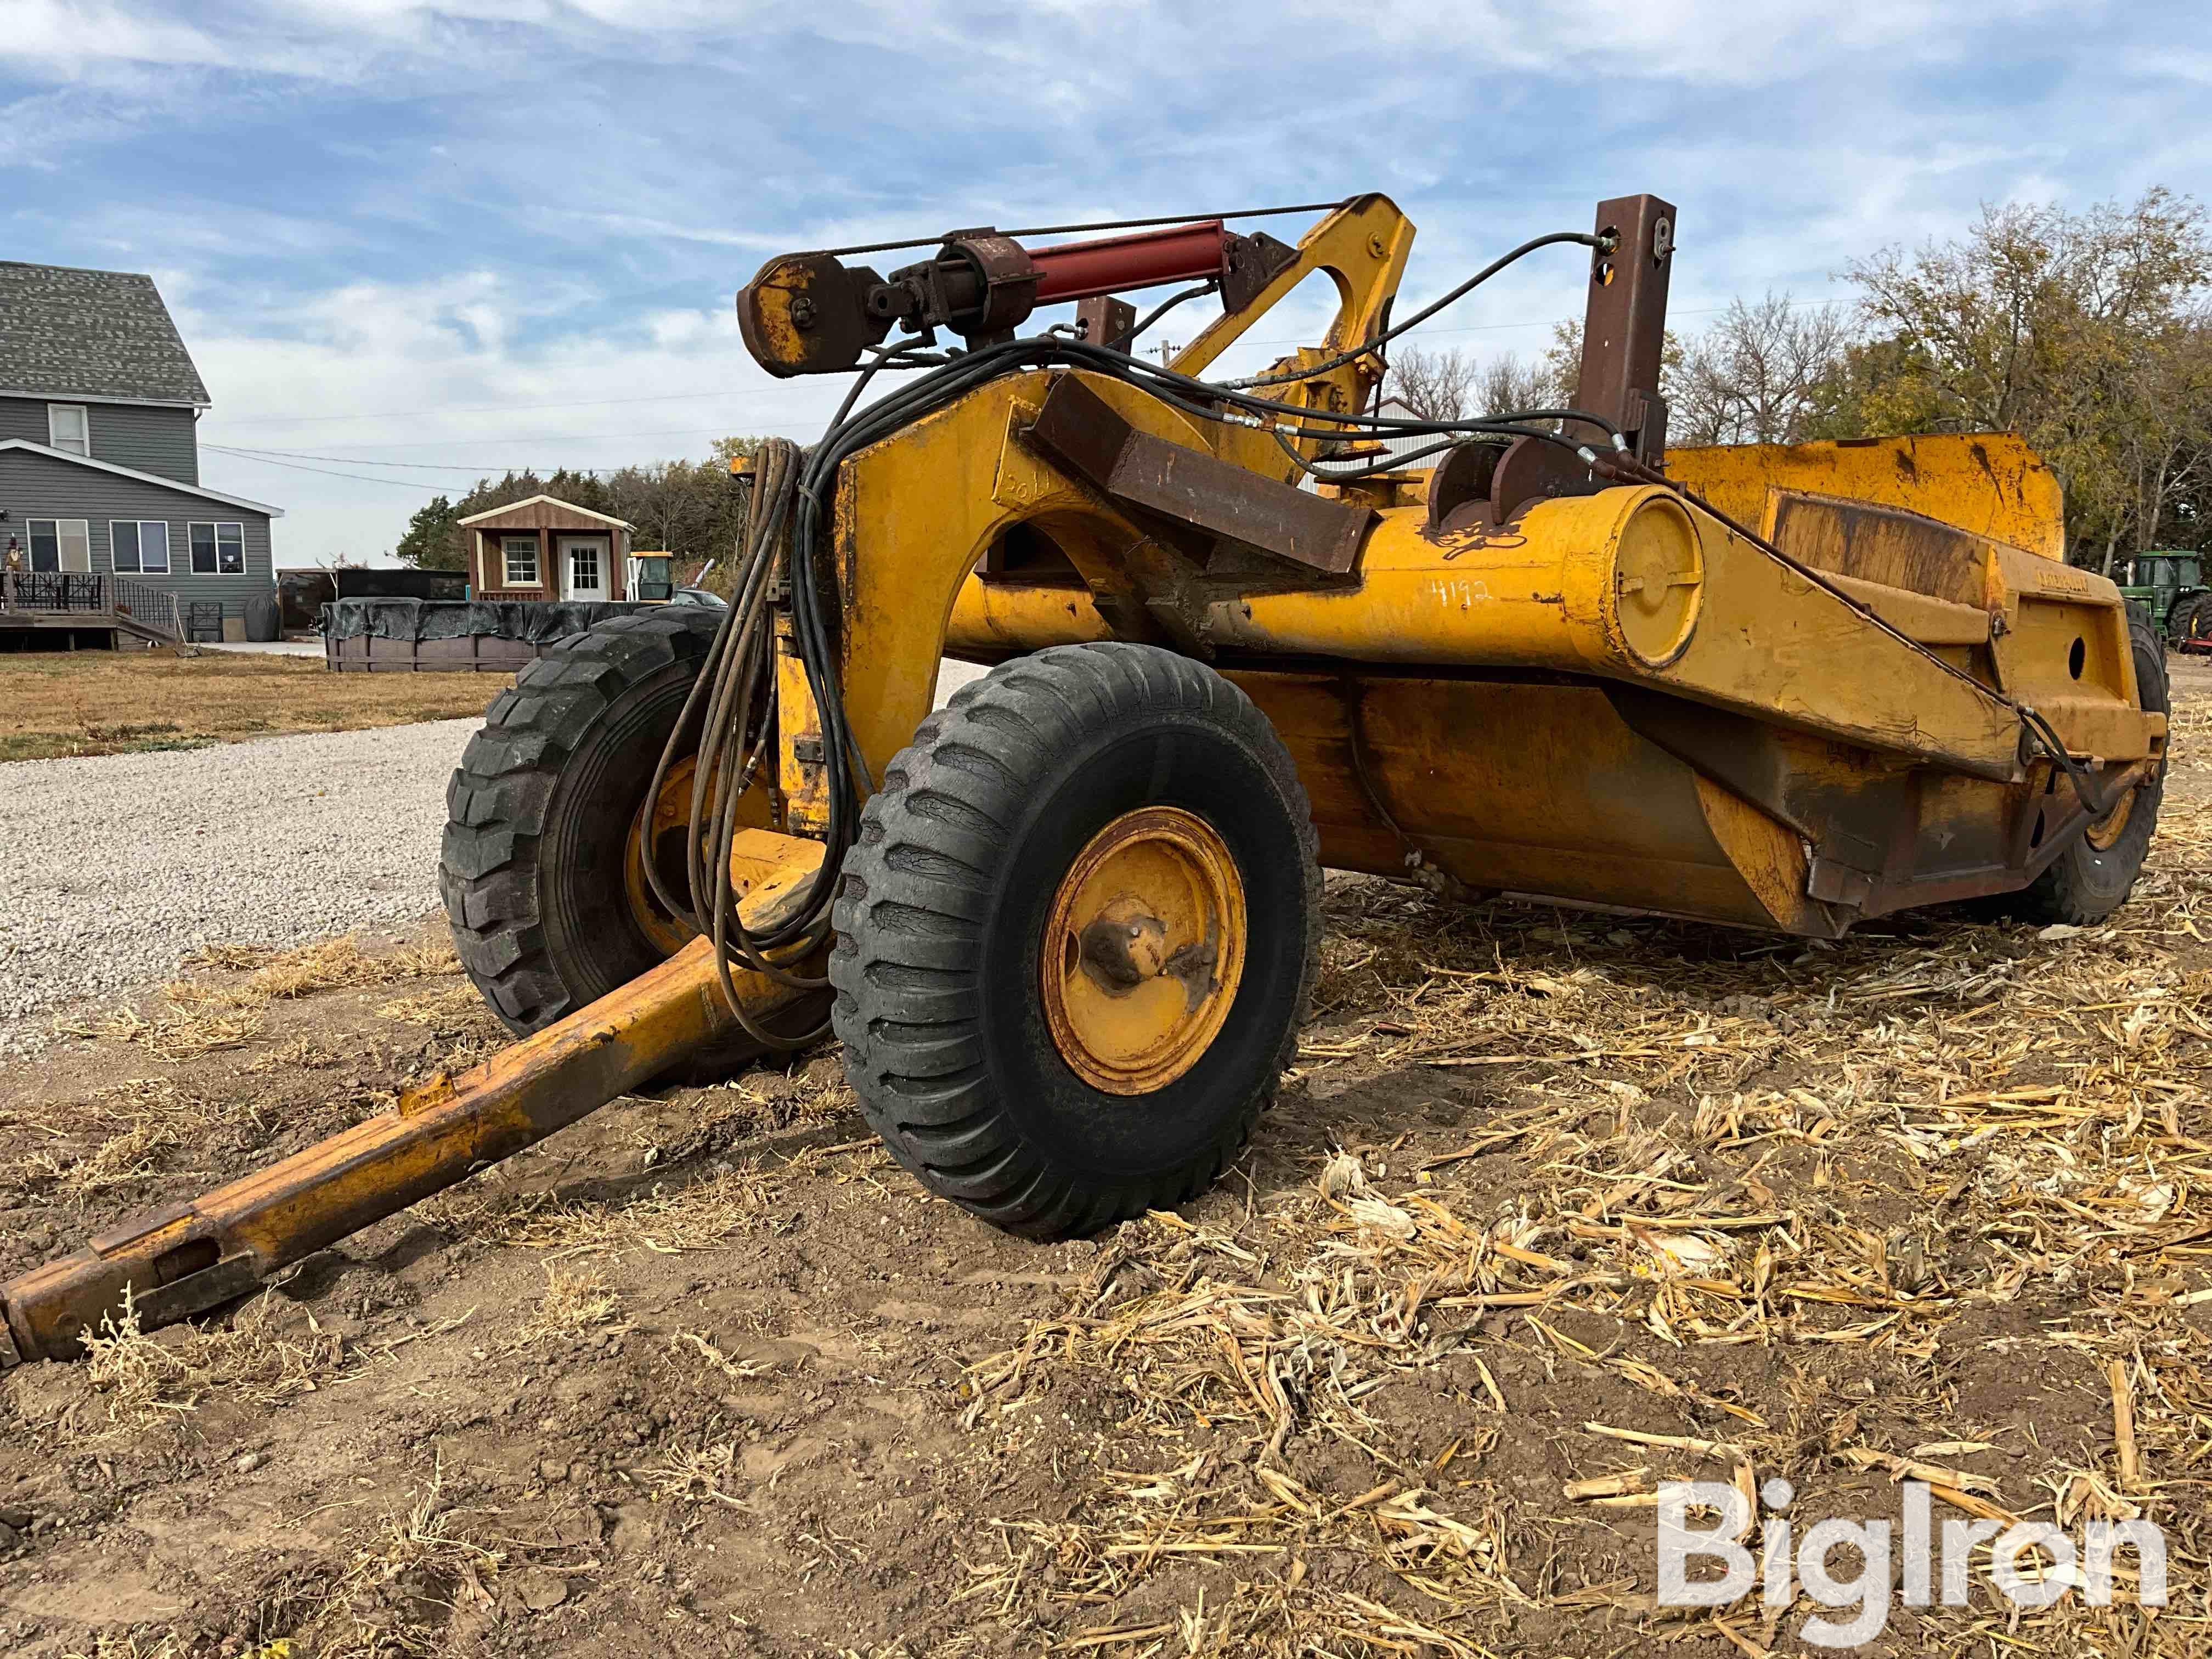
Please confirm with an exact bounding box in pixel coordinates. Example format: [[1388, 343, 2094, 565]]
[[4, 676, 2210, 1658], [0, 648, 497, 762]]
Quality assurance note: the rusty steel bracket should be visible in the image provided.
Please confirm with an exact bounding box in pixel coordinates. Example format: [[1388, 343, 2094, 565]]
[[1217, 230, 1299, 313], [1577, 193, 1677, 466], [1074, 295, 1137, 350], [1, 836, 828, 1367], [1026, 375, 1374, 577], [1431, 192, 1678, 537]]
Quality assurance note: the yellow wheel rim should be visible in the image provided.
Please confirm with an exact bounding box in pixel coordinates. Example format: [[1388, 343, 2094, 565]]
[[1041, 806, 1246, 1096], [2085, 784, 2138, 850], [623, 757, 787, 957], [624, 754, 703, 958]]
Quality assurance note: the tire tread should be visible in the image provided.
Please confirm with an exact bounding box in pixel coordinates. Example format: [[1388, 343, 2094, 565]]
[[830, 642, 1320, 1240], [438, 608, 724, 1035]]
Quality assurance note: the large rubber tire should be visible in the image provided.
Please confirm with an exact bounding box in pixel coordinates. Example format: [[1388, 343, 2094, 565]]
[[2004, 610, 2168, 926], [830, 643, 1321, 1239], [440, 609, 724, 1035], [2171, 595, 2212, 656]]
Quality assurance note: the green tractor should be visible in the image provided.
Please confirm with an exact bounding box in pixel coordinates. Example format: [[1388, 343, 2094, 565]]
[[2115, 551, 2211, 653]]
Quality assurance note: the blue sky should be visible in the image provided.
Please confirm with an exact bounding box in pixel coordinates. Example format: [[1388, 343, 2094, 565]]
[[3, 1, 2206, 563]]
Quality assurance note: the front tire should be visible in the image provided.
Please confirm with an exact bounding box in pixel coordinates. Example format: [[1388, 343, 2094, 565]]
[[830, 643, 1319, 1239]]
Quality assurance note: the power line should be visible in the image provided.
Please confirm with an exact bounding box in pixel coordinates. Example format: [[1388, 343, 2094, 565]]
[[202, 421, 750, 455], [211, 443, 616, 474], [201, 445, 450, 492]]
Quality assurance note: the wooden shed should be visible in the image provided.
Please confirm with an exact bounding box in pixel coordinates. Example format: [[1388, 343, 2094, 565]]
[[458, 495, 633, 602]]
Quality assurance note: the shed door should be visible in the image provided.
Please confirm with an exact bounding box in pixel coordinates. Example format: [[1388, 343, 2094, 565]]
[[560, 537, 608, 602]]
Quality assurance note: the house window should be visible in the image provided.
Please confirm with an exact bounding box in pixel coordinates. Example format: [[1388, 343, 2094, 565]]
[[503, 535, 540, 586], [570, 542, 599, 589], [25, 518, 91, 574], [47, 404, 89, 456], [189, 522, 246, 575], [110, 521, 171, 575]]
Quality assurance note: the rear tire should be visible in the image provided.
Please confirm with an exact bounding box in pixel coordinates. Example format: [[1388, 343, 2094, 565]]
[[2171, 595, 2212, 655], [439, 609, 724, 1034], [2001, 610, 2168, 926], [830, 643, 1320, 1239]]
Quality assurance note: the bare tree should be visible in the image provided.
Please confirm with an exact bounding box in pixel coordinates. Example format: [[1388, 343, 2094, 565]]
[[1474, 352, 1565, 417], [2116, 308, 2212, 554], [1387, 346, 1477, 420], [1671, 292, 1852, 447], [603, 460, 716, 556]]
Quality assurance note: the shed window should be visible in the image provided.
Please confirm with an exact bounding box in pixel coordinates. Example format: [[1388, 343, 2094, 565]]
[[111, 521, 171, 575], [503, 535, 540, 586], [189, 522, 245, 575], [47, 404, 89, 456], [25, 518, 91, 574]]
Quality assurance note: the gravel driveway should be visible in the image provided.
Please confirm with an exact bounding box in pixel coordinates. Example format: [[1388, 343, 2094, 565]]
[[0, 719, 479, 1037], [1, 662, 994, 1047]]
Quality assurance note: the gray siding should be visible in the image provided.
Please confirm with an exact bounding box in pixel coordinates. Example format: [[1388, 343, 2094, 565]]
[[0, 394, 198, 483], [0, 445, 274, 620]]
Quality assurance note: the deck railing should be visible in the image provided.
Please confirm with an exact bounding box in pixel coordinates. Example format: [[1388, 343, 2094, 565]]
[[0, 571, 184, 641], [110, 573, 185, 641]]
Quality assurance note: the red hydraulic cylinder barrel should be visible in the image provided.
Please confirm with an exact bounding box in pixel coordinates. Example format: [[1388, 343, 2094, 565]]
[[1028, 221, 1228, 303]]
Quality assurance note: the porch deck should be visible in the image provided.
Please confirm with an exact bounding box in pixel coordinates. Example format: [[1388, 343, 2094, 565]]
[[0, 571, 183, 646]]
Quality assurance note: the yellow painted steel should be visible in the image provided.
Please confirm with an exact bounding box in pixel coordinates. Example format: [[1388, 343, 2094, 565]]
[[1668, 433, 2067, 561], [857, 366, 2154, 932], [1171, 194, 1412, 441], [1224, 670, 1820, 931], [622, 760, 783, 956], [775, 611, 831, 834], [940, 450, 2044, 772], [1041, 806, 1247, 1095]]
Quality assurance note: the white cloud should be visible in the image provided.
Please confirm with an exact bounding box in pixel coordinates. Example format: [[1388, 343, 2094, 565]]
[[180, 270, 848, 562], [5, 0, 2193, 565]]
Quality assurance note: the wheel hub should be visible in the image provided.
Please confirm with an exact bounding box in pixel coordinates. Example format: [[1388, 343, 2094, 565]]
[[623, 755, 702, 958], [1041, 806, 1246, 1096]]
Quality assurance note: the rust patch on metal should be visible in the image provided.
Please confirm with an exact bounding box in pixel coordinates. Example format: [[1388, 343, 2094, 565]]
[[1027, 375, 1374, 577], [1770, 493, 1985, 608]]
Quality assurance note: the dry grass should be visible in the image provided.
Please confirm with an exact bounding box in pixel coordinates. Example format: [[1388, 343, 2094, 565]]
[[57, 936, 460, 1058], [195, 935, 459, 999], [0, 647, 494, 763], [375, 983, 489, 1028], [61, 1638, 189, 1659], [295, 1461, 506, 1659], [641, 1438, 751, 1510], [522, 1263, 620, 1341], [246, 1034, 365, 1074], [414, 1160, 781, 1257], [25, 1288, 351, 1444], [951, 792, 2212, 1652], [1, 1077, 232, 1200]]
